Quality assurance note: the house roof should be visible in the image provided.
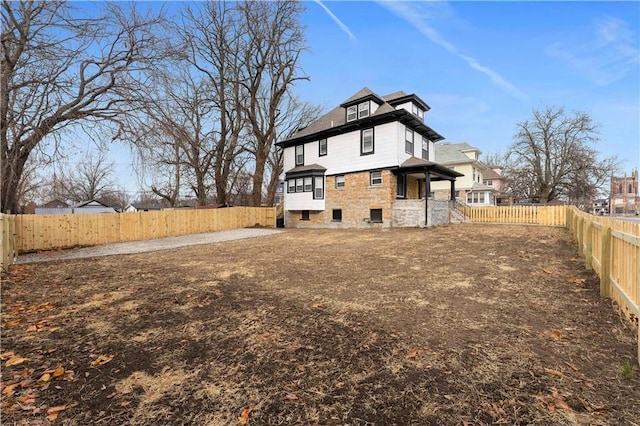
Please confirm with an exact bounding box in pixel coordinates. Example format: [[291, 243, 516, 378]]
[[435, 143, 482, 165], [470, 182, 497, 192], [482, 168, 503, 180], [395, 156, 463, 180], [41, 199, 69, 208], [284, 164, 327, 179], [71, 199, 113, 208], [277, 87, 443, 148]]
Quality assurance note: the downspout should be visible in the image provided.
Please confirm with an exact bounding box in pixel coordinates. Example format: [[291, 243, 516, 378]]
[[424, 169, 431, 227]]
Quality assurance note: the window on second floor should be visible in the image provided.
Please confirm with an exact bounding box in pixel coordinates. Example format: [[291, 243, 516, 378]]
[[295, 145, 304, 166], [422, 137, 429, 160], [361, 128, 374, 155], [335, 175, 345, 189], [405, 129, 414, 155], [319, 138, 327, 156]]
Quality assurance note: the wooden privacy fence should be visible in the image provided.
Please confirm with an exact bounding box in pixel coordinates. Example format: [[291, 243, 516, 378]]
[[567, 207, 639, 326], [460, 205, 567, 226], [7, 206, 275, 256], [1, 213, 17, 271]]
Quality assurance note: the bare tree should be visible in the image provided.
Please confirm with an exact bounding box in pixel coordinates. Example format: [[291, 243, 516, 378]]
[[237, 1, 309, 206], [505, 106, 619, 204], [57, 152, 116, 203], [179, 2, 249, 205], [1, 1, 163, 213]]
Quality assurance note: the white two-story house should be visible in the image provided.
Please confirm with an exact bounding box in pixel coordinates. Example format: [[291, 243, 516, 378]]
[[275, 87, 462, 228], [431, 143, 497, 206]]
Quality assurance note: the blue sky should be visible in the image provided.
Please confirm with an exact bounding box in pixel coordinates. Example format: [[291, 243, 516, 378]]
[[296, 0, 639, 170], [66, 1, 639, 198]]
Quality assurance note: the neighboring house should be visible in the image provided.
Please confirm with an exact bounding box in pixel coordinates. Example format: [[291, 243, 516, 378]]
[[70, 199, 117, 214], [35, 199, 72, 215], [610, 170, 639, 215], [483, 166, 514, 205], [275, 87, 462, 228], [124, 202, 166, 213], [592, 198, 609, 215], [431, 143, 497, 206]]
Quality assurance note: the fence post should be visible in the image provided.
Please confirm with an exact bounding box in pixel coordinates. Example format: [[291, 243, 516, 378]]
[[584, 219, 593, 270], [600, 225, 611, 298], [577, 216, 584, 256]]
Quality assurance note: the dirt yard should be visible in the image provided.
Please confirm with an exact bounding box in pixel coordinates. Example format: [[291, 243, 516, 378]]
[[1, 224, 638, 425]]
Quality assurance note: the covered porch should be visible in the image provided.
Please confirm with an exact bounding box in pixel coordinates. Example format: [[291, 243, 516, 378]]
[[391, 157, 463, 227]]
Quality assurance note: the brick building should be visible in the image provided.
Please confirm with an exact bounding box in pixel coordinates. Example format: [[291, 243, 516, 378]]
[[276, 88, 461, 228], [610, 170, 639, 215]]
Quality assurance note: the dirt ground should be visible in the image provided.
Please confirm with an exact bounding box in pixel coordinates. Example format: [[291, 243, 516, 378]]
[[1, 224, 638, 425]]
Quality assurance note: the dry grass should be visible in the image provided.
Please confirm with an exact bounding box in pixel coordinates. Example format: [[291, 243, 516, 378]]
[[1, 225, 638, 425]]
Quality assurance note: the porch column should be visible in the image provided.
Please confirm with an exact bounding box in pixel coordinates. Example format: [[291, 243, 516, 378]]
[[424, 170, 431, 227], [450, 180, 456, 202]]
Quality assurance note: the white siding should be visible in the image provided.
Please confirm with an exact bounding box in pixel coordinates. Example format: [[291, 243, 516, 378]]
[[395, 101, 413, 113], [284, 187, 325, 211], [284, 122, 401, 176], [432, 163, 473, 190]]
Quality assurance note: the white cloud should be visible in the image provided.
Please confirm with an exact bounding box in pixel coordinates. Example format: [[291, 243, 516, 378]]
[[378, 1, 527, 100], [313, 0, 356, 42], [546, 16, 639, 86]]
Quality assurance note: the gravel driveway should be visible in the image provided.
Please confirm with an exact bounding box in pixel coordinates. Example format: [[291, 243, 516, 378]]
[[15, 228, 283, 264]]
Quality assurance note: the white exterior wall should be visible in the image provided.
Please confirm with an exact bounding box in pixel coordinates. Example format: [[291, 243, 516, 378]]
[[284, 122, 400, 177], [431, 163, 474, 191], [396, 101, 413, 114], [285, 189, 325, 211]]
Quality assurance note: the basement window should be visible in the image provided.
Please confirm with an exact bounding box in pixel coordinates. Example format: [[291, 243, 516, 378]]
[[332, 209, 342, 222], [301, 210, 310, 221], [370, 208, 383, 223]]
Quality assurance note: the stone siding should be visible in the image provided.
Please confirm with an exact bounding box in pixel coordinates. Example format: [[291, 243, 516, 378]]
[[285, 170, 453, 228], [285, 170, 395, 228]]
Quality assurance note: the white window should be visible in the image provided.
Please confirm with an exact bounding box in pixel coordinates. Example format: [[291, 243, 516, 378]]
[[405, 129, 414, 155], [295, 145, 304, 166], [287, 180, 295, 193], [335, 175, 345, 189], [361, 128, 374, 155], [346, 105, 357, 122], [370, 171, 382, 186], [358, 102, 370, 119], [411, 103, 424, 120], [319, 138, 327, 156], [314, 176, 324, 199], [295, 178, 303, 192], [303, 177, 312, 192], [422, 137, 429, 160]]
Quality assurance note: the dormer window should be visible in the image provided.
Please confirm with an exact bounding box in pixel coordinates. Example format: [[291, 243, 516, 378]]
[[346, 101, 370, 122], [346, 105, 357, 122], [358, 102, 370, 119], [411, 103, 424, 121]]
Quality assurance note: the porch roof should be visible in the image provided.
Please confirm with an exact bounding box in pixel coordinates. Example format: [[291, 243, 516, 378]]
[[394, 157, 463, 181]]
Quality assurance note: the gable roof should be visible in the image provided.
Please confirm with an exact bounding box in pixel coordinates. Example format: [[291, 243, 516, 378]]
[[71, 199, 112, 209], [278, 87, 443, 147], [482, 168, 503, 180]]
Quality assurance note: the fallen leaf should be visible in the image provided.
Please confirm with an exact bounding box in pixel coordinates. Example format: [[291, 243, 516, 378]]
[[1, 383, 18, 397], [5, 356, 30, 367], [544, 368, 563, 377], [567, 277, 586, 285], [543, 269, 553, 274], [121, 400, 130, 408], [238, 407, 252, 425], [91, 355, 114, 366], [285, 393, 298, 400], [37, 373, 51, 384], [408, 348, 419, 359], [17, 393, 37, 405], [46, 405, 67, 422], [25, 325, 38, 332], [0, 351, 15, 360], [52, 366, 65, 378]]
